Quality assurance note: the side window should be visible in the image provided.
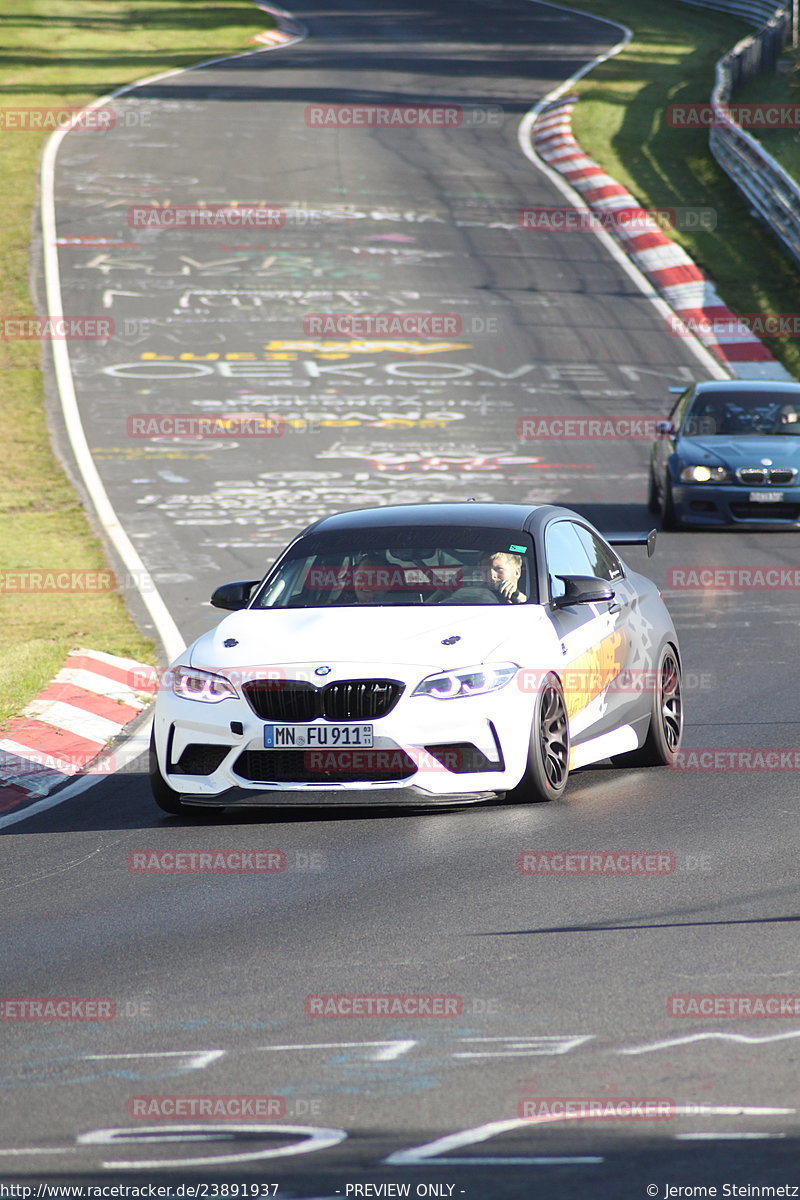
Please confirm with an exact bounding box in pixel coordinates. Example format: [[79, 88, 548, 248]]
[[544, 521, 596, 600], [573, 525, 624, 582], [670, 387, 693, 426]]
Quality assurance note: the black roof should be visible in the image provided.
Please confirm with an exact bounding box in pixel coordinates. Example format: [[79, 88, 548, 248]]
[[308, 502, 544, 534]]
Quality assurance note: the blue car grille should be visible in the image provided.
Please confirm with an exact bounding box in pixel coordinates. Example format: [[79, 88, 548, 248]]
[[735, 467, 797, 486]]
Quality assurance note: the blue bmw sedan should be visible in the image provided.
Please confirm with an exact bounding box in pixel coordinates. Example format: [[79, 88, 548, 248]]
[[648, 380, 800, 529]]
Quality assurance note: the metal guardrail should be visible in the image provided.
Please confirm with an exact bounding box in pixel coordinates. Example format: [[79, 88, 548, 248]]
[[705, 5, 800, 269], [673, 0, 787, 25], [673, 2, 799, 269]]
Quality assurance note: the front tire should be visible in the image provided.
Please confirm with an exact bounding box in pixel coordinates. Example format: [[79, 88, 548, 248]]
[[508, 674, 570, 802], [660, 474, 679, 530], [646, 465, 659, 513], [611, 645, 683, 767]]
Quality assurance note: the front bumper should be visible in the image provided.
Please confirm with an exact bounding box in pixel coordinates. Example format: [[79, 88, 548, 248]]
[[672, 483, 800, 527], [152, 667, 532, 805]]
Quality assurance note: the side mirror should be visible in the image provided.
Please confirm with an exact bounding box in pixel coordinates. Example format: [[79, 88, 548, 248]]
[[553, 575, 615, 609], [210, 579, 259, 611], [656, 420, 675, 439]]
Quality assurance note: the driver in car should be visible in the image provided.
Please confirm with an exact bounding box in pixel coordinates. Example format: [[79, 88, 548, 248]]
[[353, 555, 392, 604], [481, 551, 527, 604]]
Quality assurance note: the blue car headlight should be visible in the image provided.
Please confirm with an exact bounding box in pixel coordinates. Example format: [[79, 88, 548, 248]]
[[412, 662, 519, 699], [172, 664, 238, 703], [679, 464, 731, 483]]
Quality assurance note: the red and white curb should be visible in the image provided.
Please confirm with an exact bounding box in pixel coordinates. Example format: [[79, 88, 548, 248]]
[[0, 649, 156, 812], [531, 97, 793, 382], [249, 2, 306, 47]]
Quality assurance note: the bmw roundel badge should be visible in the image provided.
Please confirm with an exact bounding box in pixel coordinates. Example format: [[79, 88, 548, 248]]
[[314, 665, 332, 677]]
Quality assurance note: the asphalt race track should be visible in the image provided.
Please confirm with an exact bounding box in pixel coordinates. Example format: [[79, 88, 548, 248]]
[[4, 1, 800, 1195]]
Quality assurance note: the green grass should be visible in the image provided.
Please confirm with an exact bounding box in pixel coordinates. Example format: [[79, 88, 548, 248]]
[[556, 0, 800, 378], [0, 0, 275, 724]]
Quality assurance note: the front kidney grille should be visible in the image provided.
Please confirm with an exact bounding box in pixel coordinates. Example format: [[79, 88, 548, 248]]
[[242, 678, 403, 722], [768, 468, 797, 485], [736, 467, 798, 486]]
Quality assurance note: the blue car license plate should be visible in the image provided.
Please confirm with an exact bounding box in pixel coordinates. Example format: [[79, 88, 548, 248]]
[[749, 491, 784, 503]]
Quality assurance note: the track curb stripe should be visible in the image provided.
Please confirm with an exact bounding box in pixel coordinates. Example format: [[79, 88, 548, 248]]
[[0, 648, 156, 814], [530, 96, 792, 379]]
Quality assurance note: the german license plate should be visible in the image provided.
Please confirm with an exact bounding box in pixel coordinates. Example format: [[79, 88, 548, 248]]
[[749, 491, 784, 503], [264, 723, 374, 749]]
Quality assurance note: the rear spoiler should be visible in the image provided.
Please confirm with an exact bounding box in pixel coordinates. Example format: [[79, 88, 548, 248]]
[[607, 529, 657, 558]]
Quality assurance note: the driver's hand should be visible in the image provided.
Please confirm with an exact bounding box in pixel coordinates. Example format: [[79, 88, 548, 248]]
[[496, 579, 517, 601]]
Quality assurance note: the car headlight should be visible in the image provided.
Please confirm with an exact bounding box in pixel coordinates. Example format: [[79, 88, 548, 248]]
[[172, 664, 238, 703], [679, 465, 730, 483], [412, 662, 519, 699]]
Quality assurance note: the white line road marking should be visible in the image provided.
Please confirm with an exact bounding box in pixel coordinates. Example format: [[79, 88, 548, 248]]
[[385, 1104, 795, 1167], [385, 1115, 605, 1166], [258, 1040, 417, 1061], [0, 1149, 72, 1156], [619, 1031, 800, 1054], [78, 1123, 346, 1170], [454, 1034, 593, 1057], [676, 1132, 786, 1140], [83, 1050, 225, 1070]]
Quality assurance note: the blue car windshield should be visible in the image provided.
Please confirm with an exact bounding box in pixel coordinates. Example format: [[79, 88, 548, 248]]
[[683, 392, 800, 437], [251, 525, 537, 608]]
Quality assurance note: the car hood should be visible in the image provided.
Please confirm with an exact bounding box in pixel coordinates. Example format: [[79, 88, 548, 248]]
[[678, 434, 800, 467], [188, 605, 542, 671]]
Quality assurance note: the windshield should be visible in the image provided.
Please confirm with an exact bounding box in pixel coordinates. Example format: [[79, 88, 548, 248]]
[[682, 391, 800, 437], [252, 525, 537, 608]]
